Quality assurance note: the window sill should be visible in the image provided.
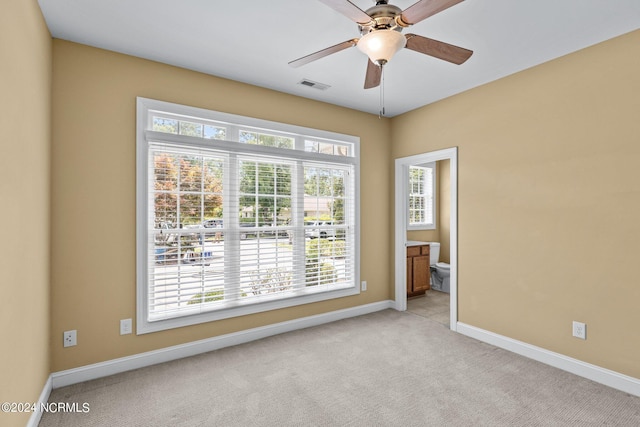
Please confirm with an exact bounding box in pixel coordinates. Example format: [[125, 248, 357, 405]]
[[137, 284, 359, 334], [407, 224, 436, 231]]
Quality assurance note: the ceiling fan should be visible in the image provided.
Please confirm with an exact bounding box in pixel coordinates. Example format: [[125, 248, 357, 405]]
[[289, 0, 473, 90]]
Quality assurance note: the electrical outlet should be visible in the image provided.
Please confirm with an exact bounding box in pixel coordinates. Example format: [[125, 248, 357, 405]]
[[361, 281, 367, 291], [63, 330, 77, 347], [120, 318, 132, 335], [572, 321, 586, 340]]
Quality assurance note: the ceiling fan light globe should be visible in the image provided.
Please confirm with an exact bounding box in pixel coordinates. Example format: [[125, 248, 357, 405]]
[[357, 29, 406, 64]]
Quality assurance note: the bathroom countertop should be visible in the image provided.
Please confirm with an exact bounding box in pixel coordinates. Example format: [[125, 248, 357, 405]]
[[406, 240, 429, 247]]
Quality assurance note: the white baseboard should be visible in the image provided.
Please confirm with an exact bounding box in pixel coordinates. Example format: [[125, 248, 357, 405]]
[[26, 375, 52, 427], [456, 322, 640, 397], [52, 300, 393, 389]]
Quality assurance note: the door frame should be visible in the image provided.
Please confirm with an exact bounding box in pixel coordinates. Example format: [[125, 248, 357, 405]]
[[394, 147, 458, 331]]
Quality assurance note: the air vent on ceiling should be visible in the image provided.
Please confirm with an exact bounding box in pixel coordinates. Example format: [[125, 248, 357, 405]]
[[297, 79, 331, 91]]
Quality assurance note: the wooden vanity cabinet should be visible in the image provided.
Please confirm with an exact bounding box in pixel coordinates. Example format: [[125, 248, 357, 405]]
[[407, 244, 430, 297]]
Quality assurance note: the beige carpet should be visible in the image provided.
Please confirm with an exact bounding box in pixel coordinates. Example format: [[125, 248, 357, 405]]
[[40, 310, 640, 426]]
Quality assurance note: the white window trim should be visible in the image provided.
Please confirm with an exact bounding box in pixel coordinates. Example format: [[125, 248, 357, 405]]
[[407, 162, 436, 231], [136, 97, 360, 334]]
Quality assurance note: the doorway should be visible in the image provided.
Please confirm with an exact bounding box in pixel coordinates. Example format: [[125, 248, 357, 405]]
[[394, 147, 458, 331]]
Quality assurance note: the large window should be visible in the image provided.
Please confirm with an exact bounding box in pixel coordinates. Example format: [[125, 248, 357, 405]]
[[137, 98, 359, 333], [408, 164, 435, 230]]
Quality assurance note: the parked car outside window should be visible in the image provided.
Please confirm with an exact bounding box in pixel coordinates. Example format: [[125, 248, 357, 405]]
[[304, 220, 336, 239]]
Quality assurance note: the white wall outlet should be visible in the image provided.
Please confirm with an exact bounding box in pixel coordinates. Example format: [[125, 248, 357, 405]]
[[120, 318, 132, 335], [63, 330, 77, 347], [361, 281, 367, 291], [572, 321, 586, 340]]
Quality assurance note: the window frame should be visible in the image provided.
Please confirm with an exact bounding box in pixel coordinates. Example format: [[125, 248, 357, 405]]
[[407, 163, 436, 231], [136, 98, 360, 334]]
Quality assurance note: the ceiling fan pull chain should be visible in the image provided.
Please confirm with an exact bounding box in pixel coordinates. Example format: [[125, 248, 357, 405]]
[[379, 64, 385, 118]]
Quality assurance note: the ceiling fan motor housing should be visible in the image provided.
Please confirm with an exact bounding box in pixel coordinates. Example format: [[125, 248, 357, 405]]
[[359, 2, 404, 35]]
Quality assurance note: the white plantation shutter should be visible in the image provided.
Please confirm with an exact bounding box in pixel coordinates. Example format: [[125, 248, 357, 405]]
[[408, 164, 435, 229], [137, 98, 359, 333]]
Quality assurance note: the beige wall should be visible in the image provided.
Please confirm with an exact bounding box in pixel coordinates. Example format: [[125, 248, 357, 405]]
[[438, 160, 451, 264], [50, 40, 392, 371], [0, 1, 51, 426], [392, 29, 640, 378]]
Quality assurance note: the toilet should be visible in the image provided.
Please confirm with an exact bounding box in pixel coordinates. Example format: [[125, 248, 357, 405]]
[[428, 242, 450, 293]]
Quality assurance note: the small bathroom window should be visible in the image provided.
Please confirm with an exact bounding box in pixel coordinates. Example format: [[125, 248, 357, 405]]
[[408, 163, 435, 230]]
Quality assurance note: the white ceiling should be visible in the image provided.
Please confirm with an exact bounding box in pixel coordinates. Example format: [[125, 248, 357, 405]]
[[38, 0, 640, 117]]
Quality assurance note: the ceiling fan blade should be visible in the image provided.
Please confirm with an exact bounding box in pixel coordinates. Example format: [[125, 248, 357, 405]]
[[400, 0, 464, 25], [405, 34, 472, 64], [364, 60, 382, 89], [318, 0, 373, 25], [289, 39, 358, 68]]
